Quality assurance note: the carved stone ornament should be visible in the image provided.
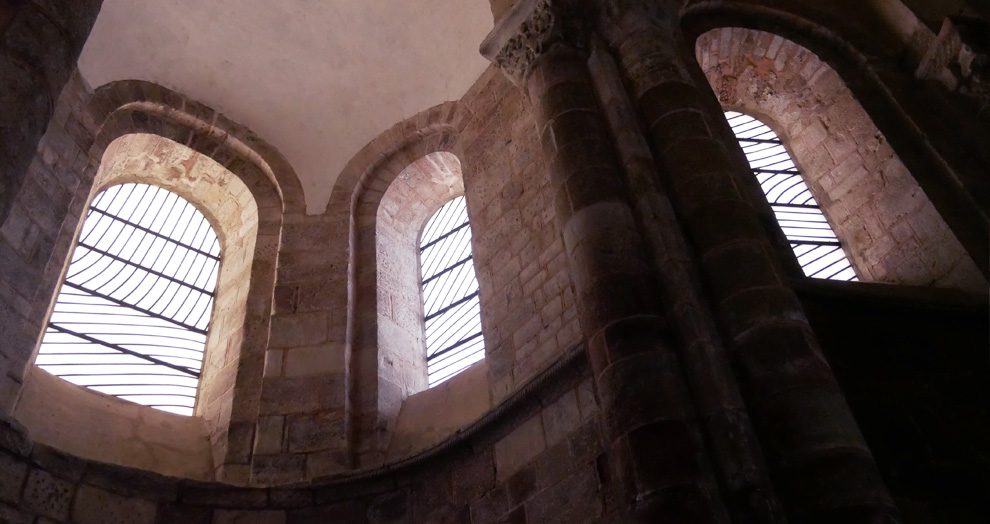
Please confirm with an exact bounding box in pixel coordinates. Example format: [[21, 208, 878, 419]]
[[493, 0, 585, 84]]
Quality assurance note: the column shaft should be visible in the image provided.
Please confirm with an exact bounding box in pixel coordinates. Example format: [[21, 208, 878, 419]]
[[0, 0, 104, 226], [524, 42, 726, 522], [588, 38, 785, 524]]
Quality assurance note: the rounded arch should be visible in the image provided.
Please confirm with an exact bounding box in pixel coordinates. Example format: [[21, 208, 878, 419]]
[[85, 79, 305, 218], [17, 133, 259, 480], [12, 80, 305, 484], [680, 2, 990, 276], [325, 101, 473, 468], [694, 25, 985, 290]]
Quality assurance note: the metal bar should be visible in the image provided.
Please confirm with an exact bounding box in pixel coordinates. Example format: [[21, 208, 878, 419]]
[[422, 255, 473, 285], [75, 241, 215, 297], [428, 331, 483, 361], [753, 168, 802, 175], [61, 281, 208, 335], [421, 220, 470, 252], [46, 324, 201, 377], [88, 207, 220, 260], [424, 290, 478, 322]]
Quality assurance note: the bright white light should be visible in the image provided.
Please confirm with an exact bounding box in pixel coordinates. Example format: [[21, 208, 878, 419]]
[[37, 183, 220, 416], [725, 111, 858, 281], [420, 196, 485, 386]]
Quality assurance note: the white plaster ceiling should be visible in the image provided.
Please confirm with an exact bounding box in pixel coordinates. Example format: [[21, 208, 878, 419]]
[[78, 1, 494, 214]]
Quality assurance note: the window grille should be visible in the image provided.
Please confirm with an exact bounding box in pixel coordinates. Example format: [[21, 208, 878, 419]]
[[36, 183, 220, 416], [725, 111, 858, 281], [419, 196, 485, 386]]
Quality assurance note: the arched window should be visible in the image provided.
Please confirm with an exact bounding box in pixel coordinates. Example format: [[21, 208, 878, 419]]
[[725, 111, 858, 281], [419, 196, 485, 386], [35, 183, 220, 415]]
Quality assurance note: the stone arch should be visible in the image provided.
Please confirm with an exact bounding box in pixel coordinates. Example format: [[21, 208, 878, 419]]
[[11, 79, 304, 484], [17, 133, 256, 480], [694, 26, 985, 290], [680, 1, 990, 277], [326, 101, 473, 468], [85, 80, 305, 217]]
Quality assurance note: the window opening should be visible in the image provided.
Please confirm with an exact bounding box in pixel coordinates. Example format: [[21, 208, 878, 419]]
[[725, 111, 858, 281], [36, 183, 221, 415], [419, 196, 485, 386]]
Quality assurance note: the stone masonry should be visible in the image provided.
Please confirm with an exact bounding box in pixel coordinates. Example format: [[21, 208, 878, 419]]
[[0, 1, 987, 523]]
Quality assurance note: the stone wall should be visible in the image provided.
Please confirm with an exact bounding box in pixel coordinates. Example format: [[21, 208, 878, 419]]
[[0, 72, 300, 485], [0, 59, 582, 486], [1, 1, 987, 521], [0, 71, 99, 414], [0, 353, 612, 524], [460, 67, 581, 405]]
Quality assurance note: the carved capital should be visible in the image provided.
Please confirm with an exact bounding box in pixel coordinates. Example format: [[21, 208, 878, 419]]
[[481, 0, 588, 84], [916, 16, 990, 116]]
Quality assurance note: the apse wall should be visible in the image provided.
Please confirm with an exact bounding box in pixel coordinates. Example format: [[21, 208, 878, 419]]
[[0, 1, 987, 522]]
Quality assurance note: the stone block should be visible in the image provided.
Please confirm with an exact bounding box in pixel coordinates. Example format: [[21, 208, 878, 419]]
[[181, 484, 268, 508], [575, 378, 598, 421], [287, 500, 369, 524], [0, 502, 32, 524], [0, 451, 26, 503], [268, 311, 330, 349], [254, 416, 284, 455], [251, 454, 306, 486], [157, 503, 212, 524], [28, 445, 84, 483], [287, 412, 345, 453], [541, 389, 581, 448], [269, 487, 313, 508], [468, 485, 509, 524], [259, 375, 344, 415], [306, 449, 350, 480], [525, 466, 602, 524], [451, 450, 495, 505], [283, 345, 345, 377], [366, 489, 410, 523], [21, 468, 73, 520], [226, 422, 255, 464], [71, 484, 157, 524], [81, 461, 179, 502], [494, 414, 546, 482], [214, 509, 287, 524]]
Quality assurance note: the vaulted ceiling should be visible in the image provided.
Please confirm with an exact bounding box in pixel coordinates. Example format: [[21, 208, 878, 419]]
[[78, 1, 494, 213]]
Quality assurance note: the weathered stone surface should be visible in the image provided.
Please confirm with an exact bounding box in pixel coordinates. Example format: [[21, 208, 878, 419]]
[[0, 451, 26, 503], [259, 375, 344, 415], [72, 484, 157, 524], [0, 1, 985, 521], [214, 509, 287, 524], [21, 468, 73, 520], [494, 414, 546, 482]]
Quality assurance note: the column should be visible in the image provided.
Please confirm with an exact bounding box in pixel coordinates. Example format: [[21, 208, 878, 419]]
[[599, 1, 898, 521], [483, 1, 727, 521], [0, 0, 104, 225]]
